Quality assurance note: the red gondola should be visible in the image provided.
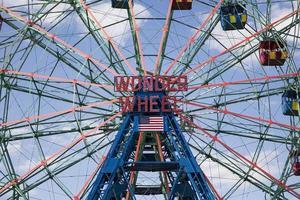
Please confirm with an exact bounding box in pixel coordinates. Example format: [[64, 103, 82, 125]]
[[259, 39, 288, 66], [172, 0, 193, 10], [290, 149, 300, 176]]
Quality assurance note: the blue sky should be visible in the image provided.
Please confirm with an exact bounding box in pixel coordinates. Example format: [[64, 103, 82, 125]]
[[0, 0, 299, 199]]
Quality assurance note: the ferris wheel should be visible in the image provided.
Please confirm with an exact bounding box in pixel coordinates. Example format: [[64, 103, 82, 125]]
[[0, 0, 300, 199]]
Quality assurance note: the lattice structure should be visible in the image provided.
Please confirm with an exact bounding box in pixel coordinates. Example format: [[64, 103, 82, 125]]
[[0, 1, 300, 200], [87, 85, 215, 200]]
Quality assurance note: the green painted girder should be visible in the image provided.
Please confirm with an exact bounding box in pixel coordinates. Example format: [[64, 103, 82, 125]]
[[1, 122, 118, 142], [2, 20, 114, 89], [0, 9, 118, 84], [0, 30, 116, 107], [184, 13, 300, 92], [187, 88, 284, 113], [0, 132, 113, 198], [173, 15, 220, 75], [270, 157, 292, 199], [202, 127, 292, 145], [70, 0, 128, 75], [189, 144, 289, 200], [156, 11, 173, 75], [127, 9, 142, 74]]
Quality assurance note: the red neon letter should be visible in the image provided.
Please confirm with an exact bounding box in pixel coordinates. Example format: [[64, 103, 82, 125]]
[[162, 96, 171, 112], [115, 76, 131, 92], [138, 96, 148, 112], [119, 96, 134, 112], [150, 96, 159, 112]]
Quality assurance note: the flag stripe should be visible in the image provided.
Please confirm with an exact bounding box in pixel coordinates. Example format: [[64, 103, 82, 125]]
[[138, 116, 164, 132]]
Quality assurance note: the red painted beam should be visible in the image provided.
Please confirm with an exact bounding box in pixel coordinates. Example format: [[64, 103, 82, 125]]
[[128, 0, 147, 76], [180, 8, 300, 77], [154, 0, 174, 75], [0, 112, 121, 194], [0, 68, 114, 89], [177, 112, 300, 199], [0, 99, 117, 127], [74, 156, 107, 199], [188, 72, 300, 90], [163, 0, 224, 75], [176, 99, 300, 132], [78, 0, 138, 76], [0, 4, 119, 76]]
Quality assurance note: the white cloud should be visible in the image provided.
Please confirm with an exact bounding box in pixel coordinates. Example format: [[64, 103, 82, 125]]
[[199, 148, 287, 198], [201, 160, 240, 185], [6, 127, 31, 156], [7, 140, 22, 155], [17, 159, 37, 173], [194, 2, 298, 71], [40, 3, 73, 26], [271, 2, 298, 44], [2, 0, 28, 7], [2, 0, 73, 26], [210, 24, 252, 52], [87, 2, 151, 45]]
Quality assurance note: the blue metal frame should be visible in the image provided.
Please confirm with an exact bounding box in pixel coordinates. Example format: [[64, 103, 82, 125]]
[[87, 83, 216, 200]]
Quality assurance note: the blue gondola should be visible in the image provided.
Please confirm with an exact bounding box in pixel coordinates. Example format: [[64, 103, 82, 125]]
[[220, 3, 247, 31], [112, 0, 131, 9], [282, 90, 299, 116]]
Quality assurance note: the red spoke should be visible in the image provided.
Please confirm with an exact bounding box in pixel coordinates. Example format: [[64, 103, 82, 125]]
[[125, 132, 144, 200], [163, 0, 224, 75], [176, 99, 300, 132], [0, 112, 121, 194], [0, 4, 119, 76], [74, 156, 107, 199], [177, 113, 300, 199], [78, 0, 138, 76], [153, 0, 174, 75], [0, 68, 114, 89], [1, 1, 298, 199], [0, 99, 117, 127], [203, 174, 223, 200], [155, 133, 170, 195], [128, 0, 147, 76], [180, 8, 300, 77], [188, 72, 300, 90]]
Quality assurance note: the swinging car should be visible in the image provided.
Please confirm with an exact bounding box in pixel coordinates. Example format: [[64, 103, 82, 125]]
[[102, 117, 117, 130], [172, 0, 193, 10], [220, 3, 247, 31], [180, 115, 194, 131], [259, 39, 288, 66], [0, 14, 3, 31], [282, 90, 299, 116], [290, 149, 300, 176], [112, 0, 130, 9]]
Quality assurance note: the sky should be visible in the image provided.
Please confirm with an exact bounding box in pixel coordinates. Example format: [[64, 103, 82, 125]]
[[0, 0, 300, 199]]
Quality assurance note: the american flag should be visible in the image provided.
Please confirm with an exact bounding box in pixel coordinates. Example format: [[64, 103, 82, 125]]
[[138, 116, 164, 132]]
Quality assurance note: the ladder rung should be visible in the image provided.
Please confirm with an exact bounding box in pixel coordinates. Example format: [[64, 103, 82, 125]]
[[141, 153, 157, 161], [134, 185, 163, 195], [126, 161, 179, 171]]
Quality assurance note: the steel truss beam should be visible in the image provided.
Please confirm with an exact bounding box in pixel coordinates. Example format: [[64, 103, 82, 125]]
[[87, 89, 216, 200]]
